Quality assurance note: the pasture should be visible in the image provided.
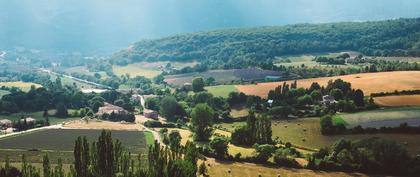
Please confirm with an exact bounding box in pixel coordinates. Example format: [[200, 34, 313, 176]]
[[0, 81, 42, 92], [236, 71, 420, 98], [217, 117, 420, 155], [165, 68, 288, 86], [274, 52, 362, 69], [113, 61, 199, 79], [0, 129, 148, 163], [334, 107, 420, 128], [205, 85, 238, 98], [374, 95, 420, 107]]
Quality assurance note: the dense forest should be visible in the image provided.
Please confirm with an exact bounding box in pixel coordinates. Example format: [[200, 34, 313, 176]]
[[113, 18, 420, 67]]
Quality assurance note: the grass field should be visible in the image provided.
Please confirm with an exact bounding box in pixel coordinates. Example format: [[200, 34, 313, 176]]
[[0, 129, 148, 163], [334, 107, 420, 128], [165, 68, 287, 86], [236, 71, 420, 98], [113, 61, 199, 79], [0, 81, 42, 92], [374, 95, 420, 106], [217, 117, 420, 155], [205, 85, 238, 98], [0, 110, 79, 125]]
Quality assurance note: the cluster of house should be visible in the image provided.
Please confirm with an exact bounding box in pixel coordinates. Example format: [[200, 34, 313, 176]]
[[0, 117, 36, 133]]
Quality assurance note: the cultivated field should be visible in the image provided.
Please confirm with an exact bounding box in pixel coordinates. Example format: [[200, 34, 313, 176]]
[[0, 129, 148, 163], [0, 81, 42, 92], [113, 61, 199, 79], [205, 85, 238, 98], [217, 118, 420, 155], [374, 95, 420, 106], [334, 107, 420, 128], [236, 71, 420, 98], [165, 68, 290, 86], [274, 52, 362, 69]]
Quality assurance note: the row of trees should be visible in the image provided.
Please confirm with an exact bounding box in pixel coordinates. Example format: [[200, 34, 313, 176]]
[[0, 130, 200, 177], [231, 111, 272, 146]]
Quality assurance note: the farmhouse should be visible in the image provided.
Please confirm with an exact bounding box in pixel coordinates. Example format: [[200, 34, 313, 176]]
[[96, 103, 128, 116], [0, 119, 12, 129], [143, 109, 158, 119], [321, 95, 337, 105]]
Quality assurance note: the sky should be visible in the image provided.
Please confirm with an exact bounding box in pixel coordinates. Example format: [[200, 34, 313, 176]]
[[1, 0, 420, 53]]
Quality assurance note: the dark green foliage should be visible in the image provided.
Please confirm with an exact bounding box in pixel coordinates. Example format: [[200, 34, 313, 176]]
[[254, 144, 275, 163], [190, 103, 214, 141], [192, 77, 205, 92], [55, 102, 68, 118], [315, 138, 419, 176], [168, 130, 182, 151], [114, 18, 420, 68], [159, 96, 186, 122], [144, 97, 160, 111], [209, 136, 229, 158], [231, 111, 272, 146]]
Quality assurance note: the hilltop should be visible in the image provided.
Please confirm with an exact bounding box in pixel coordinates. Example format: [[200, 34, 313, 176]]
[[112, 18, 420, 68]]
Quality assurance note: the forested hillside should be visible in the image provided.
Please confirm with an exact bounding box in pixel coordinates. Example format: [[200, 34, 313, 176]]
[[113, 18, 420, 67]]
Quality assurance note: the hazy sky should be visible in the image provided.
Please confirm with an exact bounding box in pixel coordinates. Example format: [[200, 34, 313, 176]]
[[1, 0, 420, 52]]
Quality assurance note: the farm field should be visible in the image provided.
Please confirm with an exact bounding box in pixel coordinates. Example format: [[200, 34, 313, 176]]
[[236, 71, 420, 98], [374, 95, 420, 106], [0, 129, 148, 163], [164, 68, 290, 86], [205, 85, 238, 98], [0, 81, 42, 92], [217, 117, 420, 155], [334, 107, 420, 128], [113, 61, 199, 79], [0, 110, 80, 125]]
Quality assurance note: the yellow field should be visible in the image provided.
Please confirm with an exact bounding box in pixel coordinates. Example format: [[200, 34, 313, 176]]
[[0, 81, 42, 92], [374, 95, 420, 107], [236, 71, 420, 98]]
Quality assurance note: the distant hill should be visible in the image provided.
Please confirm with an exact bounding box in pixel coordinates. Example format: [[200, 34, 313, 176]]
[[112, 18, 420, 67]]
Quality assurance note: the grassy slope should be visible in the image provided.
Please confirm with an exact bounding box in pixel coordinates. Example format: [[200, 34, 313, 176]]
[[205, 85, 238, 98]]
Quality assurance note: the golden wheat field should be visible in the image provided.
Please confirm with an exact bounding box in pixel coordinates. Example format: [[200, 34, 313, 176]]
[[374, 95, 420, 107], [236, 71, 420, 98]]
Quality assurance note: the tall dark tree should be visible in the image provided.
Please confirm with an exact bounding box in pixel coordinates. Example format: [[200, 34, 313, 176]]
[[190, 103, 214, 141]]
